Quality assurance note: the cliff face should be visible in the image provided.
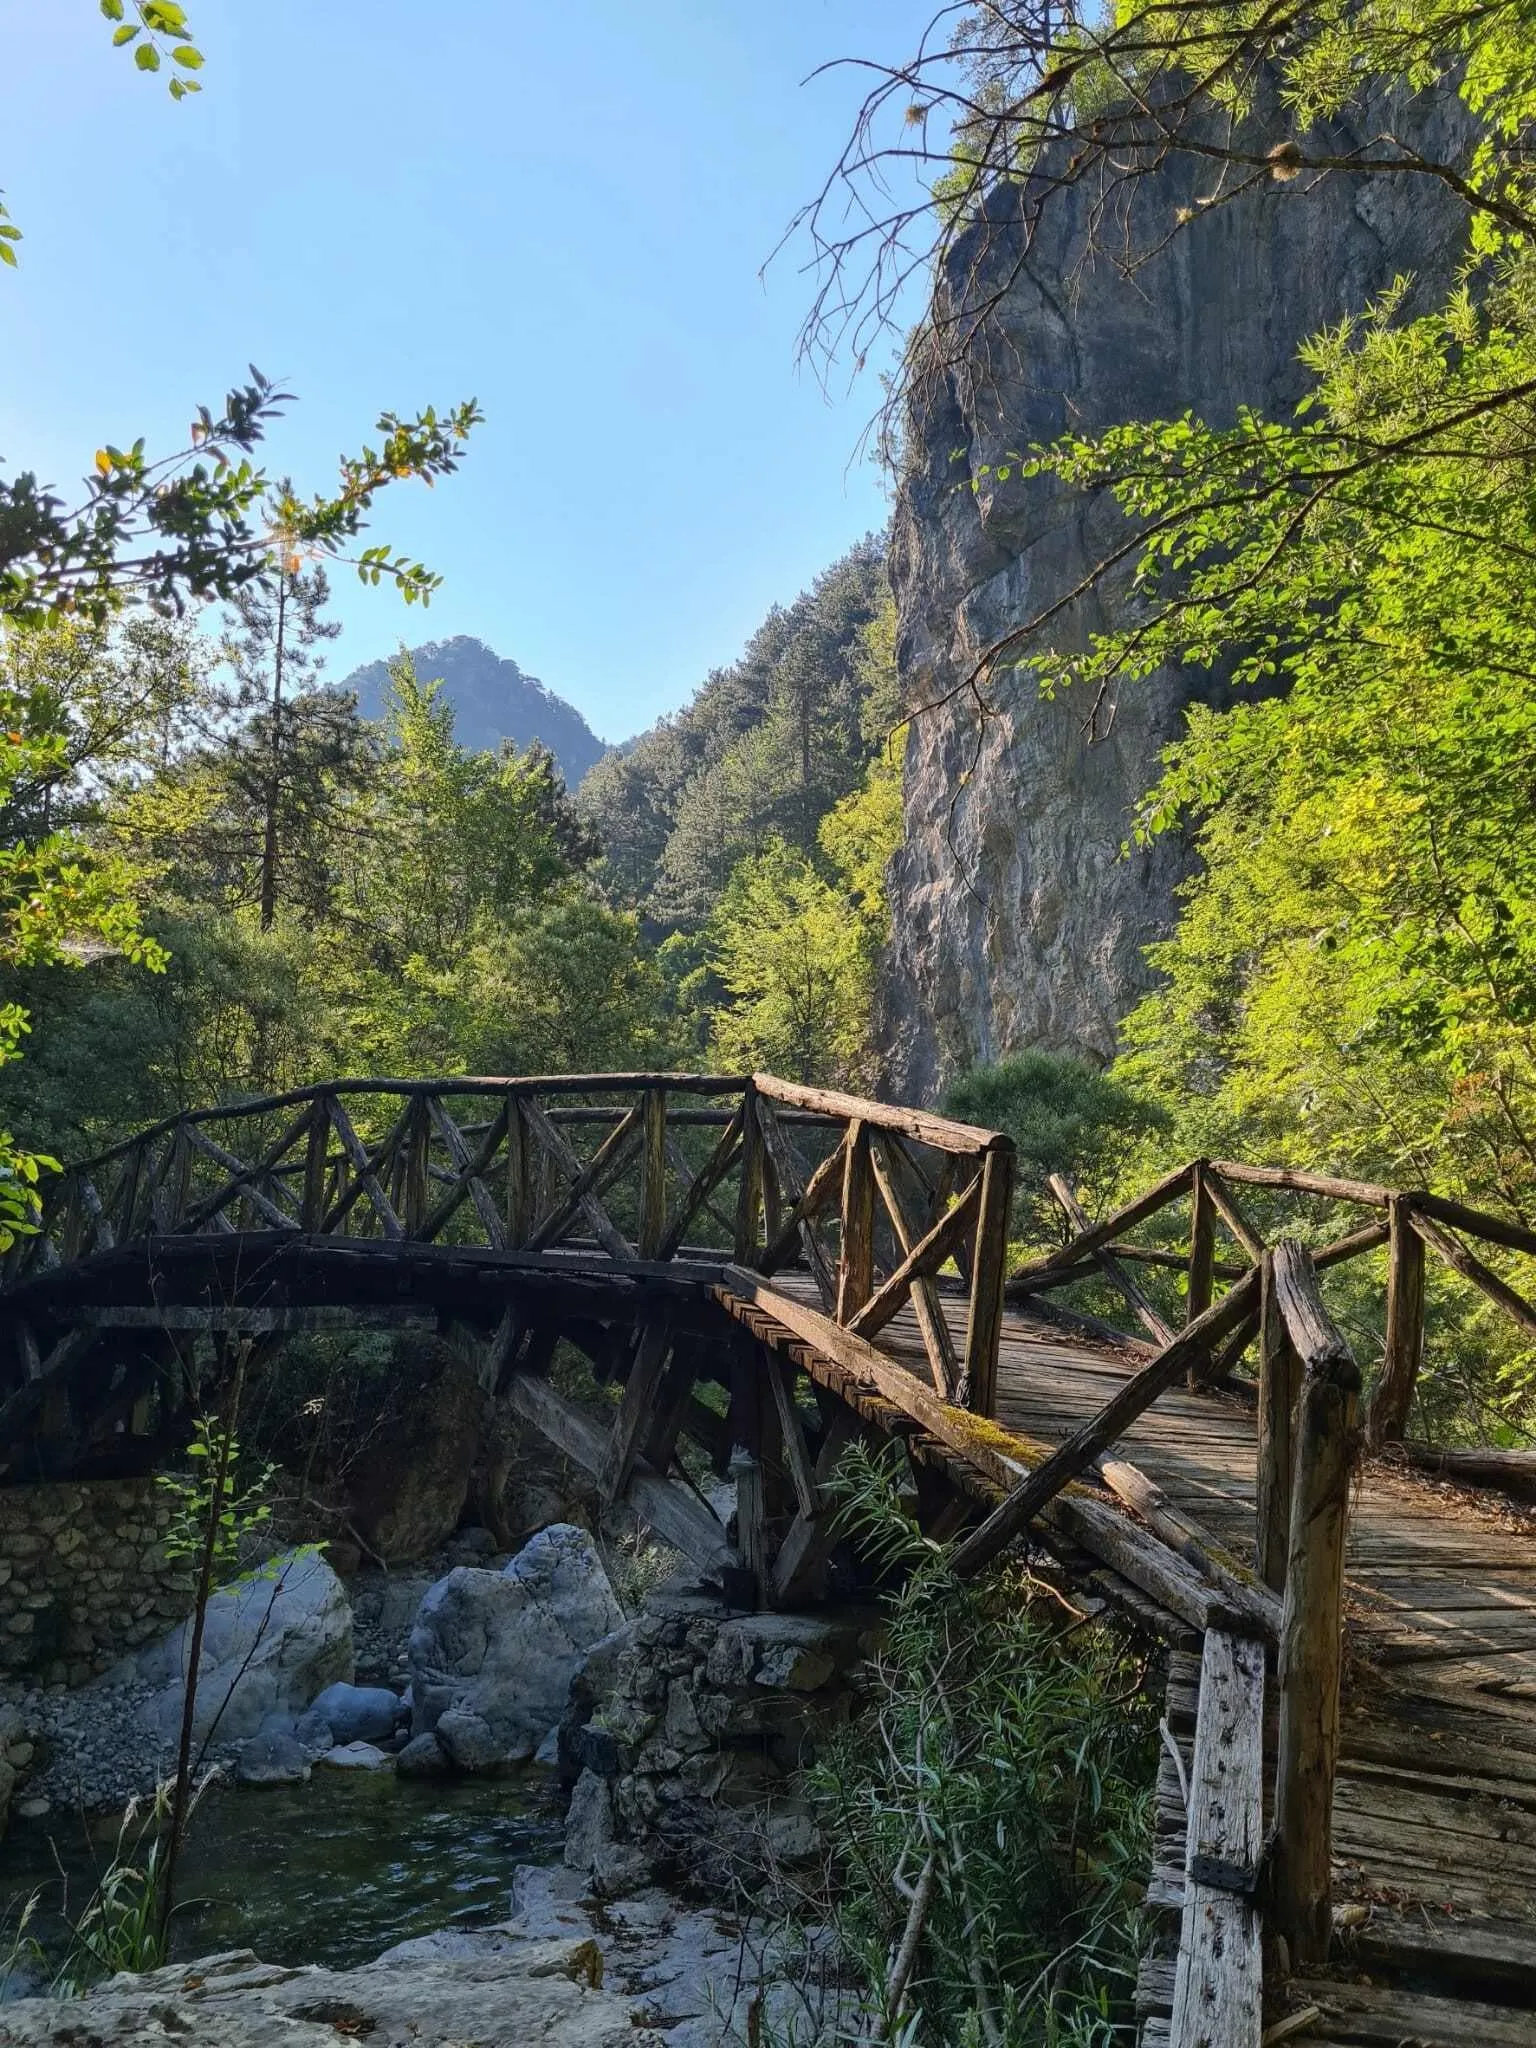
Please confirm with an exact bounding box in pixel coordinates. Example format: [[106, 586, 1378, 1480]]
[[882, 103, 1467, 1100]]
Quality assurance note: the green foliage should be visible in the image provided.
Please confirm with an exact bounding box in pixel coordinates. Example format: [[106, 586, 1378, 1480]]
[[943, 1052, 1168, 1247], [804, 1442, 1155, 2046], [579, 542, 892, 927], [157, 1416, 274, 1571], [703, 732, 904, 1086], [100, 2, 204, 100]]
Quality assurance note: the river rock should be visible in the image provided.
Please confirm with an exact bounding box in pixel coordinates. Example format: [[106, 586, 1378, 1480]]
[[408, 1525, 623, 1771], [396, 1731, 450, 1777], [134, 1548, 353, 1746], [235, 1729, 311, 1786], [563, 1768, 650, 1897], [310, 1681, 402, 1744], [318, 1741, 391, 1770], [0, 1938, 658, 2047]]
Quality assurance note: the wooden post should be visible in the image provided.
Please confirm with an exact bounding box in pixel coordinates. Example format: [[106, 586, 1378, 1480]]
[[1169, 1629, 1265, 2048], [1187, 1161, 1216, 1330], [639, 1088, 667, 1260], [836, 1119, 876, 1324], [402, 1097, 432, 1238], [1368, 1193, 1425, 1448], [506, 1095, 534, 1246], [963, 1141, 1016, 1415], [302, 1098, 331, 1231], [1255, 1250, 1300, 1595], [733, 1085, 764, 1263], [1272, 1241, 1360, 1971]]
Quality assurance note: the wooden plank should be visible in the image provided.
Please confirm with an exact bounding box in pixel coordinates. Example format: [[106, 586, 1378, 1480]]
[[764, 1352, 818, 1518], [1050, 1172, 1175, 1346], [656, 1105, 742, 1259], [596, 1316, 673, 1502], [1367, 1193, 1427, 1446], [1256, 1250, 1299, 1595], [836, 1119, 876, 1323], [947, 1268, 1261, 1580], [1415, 1188, 1536, 1259], [504, 1367, 737, 1573], [1284, 1979, 1536, 2046], [965, 1141, 1015, 1416], [1098, 1461, 1282, 1638], [1168, 1888, 1261, 2048], [1186, 1630, 1265, 1893], [734, 1086, 764, 1262], [326, 1096, 405, 1240], [181, 1124, 299, 1233], [422, 1095, 508, 1247], [639, 1088, 667, 1259], [772, 1407, 862, 1604], [752, 1070, 1004, 1155], [756, 1132, 843, 1278], [524, 1103, 640, 1253], [1411, 1205, 1536, 1340]]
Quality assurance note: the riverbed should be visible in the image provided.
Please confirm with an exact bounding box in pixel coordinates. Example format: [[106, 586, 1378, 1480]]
[[0, 1765, 564, 1989]]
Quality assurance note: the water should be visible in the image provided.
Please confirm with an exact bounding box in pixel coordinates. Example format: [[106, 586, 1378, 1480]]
[[0, 1767, 564, 1986]]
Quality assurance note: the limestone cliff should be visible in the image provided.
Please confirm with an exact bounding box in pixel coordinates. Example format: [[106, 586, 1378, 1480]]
[[882, 98, 1467, 1098]]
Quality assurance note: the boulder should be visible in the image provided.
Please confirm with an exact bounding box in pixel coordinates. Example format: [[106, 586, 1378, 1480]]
[[557, 1622, 633, 1787], [309, 1681, 402, 1745], [408, 1525, 623, 1772], [0, 1939, 659, 2047], [235, 1730, 311, 1786], [396, 1732, 450, 1778], [135, 1548, 353, 1746]]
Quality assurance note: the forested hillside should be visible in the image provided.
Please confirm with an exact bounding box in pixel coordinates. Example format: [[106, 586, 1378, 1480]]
[[577, 536, 905, 1083]]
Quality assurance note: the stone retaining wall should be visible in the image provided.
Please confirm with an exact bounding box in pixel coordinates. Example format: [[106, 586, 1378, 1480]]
[[564, 1577, 879, 1895], [0, 1479, 194, 1687]]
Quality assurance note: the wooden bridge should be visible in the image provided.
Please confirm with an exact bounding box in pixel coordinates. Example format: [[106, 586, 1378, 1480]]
[[3, 1071, 1536, 2043]]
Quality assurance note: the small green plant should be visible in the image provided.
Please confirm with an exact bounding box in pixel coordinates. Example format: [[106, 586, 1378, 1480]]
[[802, 1441, 1156, 2046]]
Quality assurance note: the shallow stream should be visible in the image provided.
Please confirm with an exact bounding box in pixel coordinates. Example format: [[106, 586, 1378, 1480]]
[[0, 1766, 564, 1991]]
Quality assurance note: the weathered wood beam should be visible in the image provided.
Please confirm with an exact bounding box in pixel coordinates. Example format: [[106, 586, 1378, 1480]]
[[753, 1100, 839, 1304], [1210, 1160, 1391, 1208], [1203, 1168, 1265, 1263], [1271, 1241, 1359, 1971], [504, 1366, 737, 1574], [519, 1098, 634, 1261], [836, 1119, 876, 1324], [657, 1107, 743, 1260], [597, 1316, 673, 1502], [1256, 1251, 1300, 1595], [422, 1096, 508, 1247], [325, 1097, 405, 1240], [752, 1071, 1005, 1156], [1187, 1162, 1216, 1326]]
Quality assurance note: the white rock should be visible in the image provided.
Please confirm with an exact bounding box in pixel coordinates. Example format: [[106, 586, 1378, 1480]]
[[135, 1548, 353, 1746], [0, 1938, 657, 2046], [318, 1741, 391, 1770]]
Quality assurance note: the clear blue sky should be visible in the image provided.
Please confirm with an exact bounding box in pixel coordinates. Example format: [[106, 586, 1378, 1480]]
[[0, 2, 937, 743]]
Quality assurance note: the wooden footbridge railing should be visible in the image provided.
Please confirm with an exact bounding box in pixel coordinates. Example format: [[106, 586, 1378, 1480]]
[[7, 1084, 1536, 2039]]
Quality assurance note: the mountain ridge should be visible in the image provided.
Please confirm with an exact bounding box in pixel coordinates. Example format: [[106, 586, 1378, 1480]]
[[337, 635, 607, 789]]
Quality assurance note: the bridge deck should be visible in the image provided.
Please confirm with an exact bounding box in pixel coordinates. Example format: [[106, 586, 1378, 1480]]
[[853, 1280, 1536, 2041]]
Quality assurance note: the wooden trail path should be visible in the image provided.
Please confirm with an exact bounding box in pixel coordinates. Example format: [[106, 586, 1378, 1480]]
[[5, 1072, 1536, 2040]]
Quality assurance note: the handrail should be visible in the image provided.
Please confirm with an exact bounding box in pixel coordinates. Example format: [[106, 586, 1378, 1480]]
[[1, 1071, 1016, 1424], [1008, 1154, 1536, 1449]]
